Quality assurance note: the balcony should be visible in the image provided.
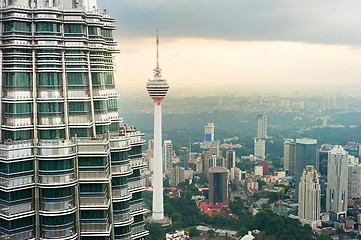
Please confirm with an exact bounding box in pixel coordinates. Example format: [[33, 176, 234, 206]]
[[3, 90, 32, 99], [38, 172, 75, 185], [110, 138, 129, 149], [77, 139, 108, 154], [80, 196, 109, 207], [128, 178, 145, 191], [0, 175, 33, 188], [38, 90, 63, 99], [129, 157, 146, 168], [38, 116, 64, 126], [94, 113, 109, 122], [69, 114, 91, 125], [0, 229, 34, 240], [0, 141, 33, 159], [129, 201, 145, 213], [41, 197, 75, 212], [67, 89, 89, 99], [111, 164, 131, 176], [37, 140, 75, 156], [112, 187, 130, 199], [0, 200, 33, 216], [113, 212, 131, 224], [3, 117, 32, 127], [79, 170, 109, 181]]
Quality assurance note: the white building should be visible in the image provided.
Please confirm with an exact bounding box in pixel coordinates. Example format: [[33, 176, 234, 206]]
[[326, 146, 348, 219], [348, 164, 361, 199], [284, 139, 294, 171], [163, 140, 174, 172], [254, 138, 266, 159], [201, 122, 215, 148], [256, 113, 267, 138], [255, 165, 263, 176], [298, 165, 322, 228]]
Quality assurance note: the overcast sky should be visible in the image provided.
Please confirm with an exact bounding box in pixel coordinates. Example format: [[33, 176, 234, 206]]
[[97, 0, 361, 95]]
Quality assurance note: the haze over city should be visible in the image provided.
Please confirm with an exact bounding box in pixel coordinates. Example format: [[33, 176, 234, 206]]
[[98, 0, 361, 96]]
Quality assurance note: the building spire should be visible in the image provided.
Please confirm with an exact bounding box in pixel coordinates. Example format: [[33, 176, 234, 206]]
[[157, 27, 159, 69], [154, 27, 162, 78]]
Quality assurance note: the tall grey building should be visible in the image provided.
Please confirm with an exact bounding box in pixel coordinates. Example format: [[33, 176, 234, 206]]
[[226, 150, 235, 170], [179, 146, 189, 170], [348, 164, 361, 200], [283, 139, 294, 171], [0, 1, 148, 239], [298, 165, 321, 228], [327, 146, 348, 219], [169, 166, 185, 187], [295, 138, 317, 198], [256, 113, 267, 138]]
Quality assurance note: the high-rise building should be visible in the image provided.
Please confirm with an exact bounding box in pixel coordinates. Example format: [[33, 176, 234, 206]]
[[283, 139, 294, 171], [256, 113, 267, 138], [317, 144, 332, 179], [147, 139, 154, 171], [348, 164, 361, 200], [179, 146, 189, 170], [298, 166, 321, 228], [288, 141, 297, 177], [326, 146, 348, 219], [259, 161, 269, 175], [146, 29, 169, 221], [295, 138, 317, 198], [254, 165, 263, 176], [202, 123, 215, 148], [0, 1, 148, 239], [226, 150, 235, 170], [254, 138, 265, 159], [163, 140, 173, 172], [208, 167, 228, 204], [169, 166, 185, 187]]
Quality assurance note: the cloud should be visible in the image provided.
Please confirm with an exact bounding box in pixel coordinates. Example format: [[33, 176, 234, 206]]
[[98, 0, 361, 45]]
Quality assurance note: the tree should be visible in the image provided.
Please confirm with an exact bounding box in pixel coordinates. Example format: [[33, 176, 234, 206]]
[[145, 222, 165, 240], [188, 227, 201, 237], [237, 227, 248, 237], [207, 229, 215, 237], [317, 235, 333, 240]]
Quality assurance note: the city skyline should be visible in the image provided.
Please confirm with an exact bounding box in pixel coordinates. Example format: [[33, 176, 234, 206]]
[[97, 1, 361, 94]]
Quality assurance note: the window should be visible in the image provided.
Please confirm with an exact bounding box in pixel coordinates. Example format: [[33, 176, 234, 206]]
[[129, 146, 142, 156], [0, 160, 33, 174], [88, 26, 101, 36], [133, 214, 144, 223], [70, 128, 89, 137], [101, 29, 113, 38], [104, 72, 114, 85], [36, 22, 60, 32], [111, 151, 129, 162], [114, 226, 131, 235], [94, 100, 106, 110], [67, 72, 87, 86], [130, 169, 141, 178], [109, 122, 120, 132], [4, 21, 31, 32], [39, 129, 64, 140], [4, 103, 31, 114], [113, 201, 129, 210], [41, 187, 73, 198], [38, 49, 60, 53], [112, 176, 128, 186], [80, 183, 106, 193], [78, 157, 106, 166], [38, 102, 63, 113], [64, 24, 83, 33], [0, 189, 32, 201], [4, 72, 31, 86], [81, 210, 107, 219], [42, 214, 74, 226], [107, 99, 118, 109], [39, 159, 73, 171], [96, 125, 109, 135], [3, 130, 32, 141], [91, 73, 102, 85], [39, 73, 61, 86], [0, 216, 33, 230], [132, 192, 142, 201], [68, 102, 87, 112]]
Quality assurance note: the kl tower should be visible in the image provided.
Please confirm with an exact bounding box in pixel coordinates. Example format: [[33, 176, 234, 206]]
[[147, 29, 169, 221]]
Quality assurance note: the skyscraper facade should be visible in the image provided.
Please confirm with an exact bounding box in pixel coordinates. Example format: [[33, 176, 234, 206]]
[[317, 144, 332, 179], [288, 141, 297, 177], [295, 138, 317, 198], [0, 1, 148, 240], [254, 138, 265, 159], [348, 164, 361, 200], [202, 123, 215, 149], [208, 167, 228, 204], [163, 140, 173, 172], [256, 113, 267, 138], [327, 146, 348, 219], [283, 139, 294, 171], [226, 150, 235, 170], [179, 146, 189, 170], [298, 165, 321, 228], [169, 166, 185, 187]]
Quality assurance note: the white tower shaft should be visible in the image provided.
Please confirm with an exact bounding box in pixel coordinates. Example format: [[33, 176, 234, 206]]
[[152, 102, 164, 219]]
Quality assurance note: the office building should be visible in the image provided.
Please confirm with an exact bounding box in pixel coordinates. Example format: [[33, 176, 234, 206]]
[[169, 166, 185, 187], [288, 141, 297, 177], [226, 150, 235, 170], [201, 123, 215, 149], [348, 164, 361, 200], [256, 113, 267, 138], [283, 139, 294, 171], [298, 166, 321, 228], [326, 146, 348, 219], [254, 138, 265, 159], [146, 28, 169, 221], [0, 0, 148, 239], [163, 140, 173, 172], [254, 166, 263, 176], [208, 167, 228, 204], [179, 147, 189, 170], [295, 138, 317, 198], [317, 144, 332, 179], [259, 161, 269, 175]]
